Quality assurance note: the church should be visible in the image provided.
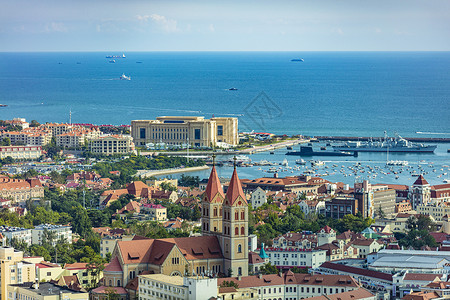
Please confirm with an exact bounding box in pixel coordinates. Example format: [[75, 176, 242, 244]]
[[101, 160, 249, 290]]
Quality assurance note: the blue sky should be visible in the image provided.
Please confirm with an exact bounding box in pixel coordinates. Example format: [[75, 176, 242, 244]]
[[1, 0, 449, 51]]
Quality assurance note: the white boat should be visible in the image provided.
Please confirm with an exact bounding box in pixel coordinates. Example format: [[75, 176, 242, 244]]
[[120, 73, 131, 80], [311, 160, 325, 167], [296, 159, 306, 165], [281, 159, 289, 167]]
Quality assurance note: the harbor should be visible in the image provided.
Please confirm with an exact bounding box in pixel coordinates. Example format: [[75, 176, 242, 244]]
[[160, 141, 450, 186]]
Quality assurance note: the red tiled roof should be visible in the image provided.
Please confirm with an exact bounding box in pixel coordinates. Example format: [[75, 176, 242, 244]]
[[404, 273, 441, 281], [203, 166, 225, 203], [320, 261, 393, 282], [413, 175, 429, 186], [91, 286, 128, 295], [307, 288, 375, 300], [104, 256, 122, 272], [225, 168, 247, 206]]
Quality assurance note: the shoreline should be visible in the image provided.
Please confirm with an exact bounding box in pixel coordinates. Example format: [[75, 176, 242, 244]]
[[136, 165, 209, 178]]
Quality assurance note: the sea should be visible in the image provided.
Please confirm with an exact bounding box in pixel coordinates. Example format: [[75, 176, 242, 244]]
[[0, 52, 449, 185]]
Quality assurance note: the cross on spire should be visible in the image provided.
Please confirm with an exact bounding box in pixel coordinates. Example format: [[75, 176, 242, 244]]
[[233, 156, 237, 169], [212, 153, 216, 166]]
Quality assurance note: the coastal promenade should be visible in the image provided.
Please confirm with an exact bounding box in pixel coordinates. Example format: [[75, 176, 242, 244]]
[[136, 165, 209, 178], [140, 138, 306, 157]]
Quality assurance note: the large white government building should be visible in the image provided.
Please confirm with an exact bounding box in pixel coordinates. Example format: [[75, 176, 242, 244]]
[[131, 116, 239, 148]]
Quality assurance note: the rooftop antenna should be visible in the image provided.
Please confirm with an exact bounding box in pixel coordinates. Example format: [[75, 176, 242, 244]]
[[69, 109, 72, 125]]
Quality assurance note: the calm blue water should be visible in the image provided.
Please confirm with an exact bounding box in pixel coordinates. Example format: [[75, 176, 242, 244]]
[[1, 52, 449, 185], [1, 52, 449, 137]]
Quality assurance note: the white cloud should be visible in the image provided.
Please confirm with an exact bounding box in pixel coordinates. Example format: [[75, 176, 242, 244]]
[[331, 27, 344, 35], [44, 22, 67, 33], [136, 14, 179, 33], [209, 24, 215, 33], [374, 28, 382, 34]]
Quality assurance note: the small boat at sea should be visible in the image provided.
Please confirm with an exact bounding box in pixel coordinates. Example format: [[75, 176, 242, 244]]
[[106, 53, 126, 58], [228, 87, 238, 91], [0, 104, 7, 107], [296, 159, 306, 165], [109, 60, 116, 63], [291, 58, 304, 62], [119, 74, 131, 80]]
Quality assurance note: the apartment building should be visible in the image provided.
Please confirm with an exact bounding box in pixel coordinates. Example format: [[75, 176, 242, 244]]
[[31, 224, 72, 246], [131, 116, 239, 147], [0, 146, 42, 160], [0, 227, 32, 245], [0, 247, 37, 300], [56, 128, 100, 148], [138, 274, 217, 300], [89, 134, 135, 155], [1, 129, 52, 146], [264, 247, 327, 269], [7, 282, 88, 300], [0, 177, 44, 205]]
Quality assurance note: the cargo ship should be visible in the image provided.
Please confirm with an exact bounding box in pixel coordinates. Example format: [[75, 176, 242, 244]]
[[332, 132, 437, 153], [286, 146, 357, 157]]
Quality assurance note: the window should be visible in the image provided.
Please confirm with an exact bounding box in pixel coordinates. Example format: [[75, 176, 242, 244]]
[[217, 125, 223, 136], [194, 129, 201, 140], [241, 226, 245, 235], [235, 211, 239, 220], [235, 227, 239, 235], [140, 128, 146, 139], [238, 267, 242, 276], [238, 244, 242, 253]]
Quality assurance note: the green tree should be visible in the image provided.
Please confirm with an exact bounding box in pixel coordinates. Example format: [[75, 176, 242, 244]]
[[1, 137, 11, 146], [260, 263, 278, 275], [30, 120, 40, 127]]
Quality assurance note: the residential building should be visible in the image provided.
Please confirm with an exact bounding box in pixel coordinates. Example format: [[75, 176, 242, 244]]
[[56, 127, 100, 148], [264, 247, 327, 269], [0, 227, 32, 245], [89, 134, 135, 155], [375, 212, 418, 233], [3, 118, 29, 129], [0, 146, 42, 160], [138, 274, 217, 300], [64, 262, 103, 288], [1, 129, 52, 146], [417, 202, 450, 223], [369, 255, 449, 273], [298, 199, 325, 216], [131, 116, 239, 147], [354, 181, 396, 218], [431, 183, 450, 204], [249, 187, 267, 209], [397, 200, 413, 214], [325, 197, 359, 219], [140, 204, 167, 221], [7, 282, 88, 300], [350, 239, 384, 259], [146, 178, 178, 189], [0, 247, 38, 300], [217, 272, 360, 300], [273, 231, 317, 249], [0, 177, 44, 205], [31, 224, 72, 246], [100, 235, 134, 259], [34, 261, 64, 283], [317, 226, 336, 247]]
